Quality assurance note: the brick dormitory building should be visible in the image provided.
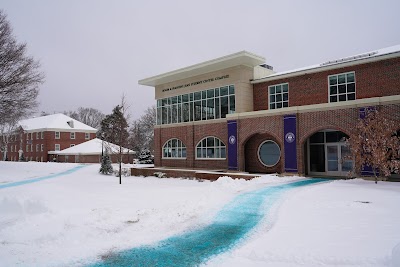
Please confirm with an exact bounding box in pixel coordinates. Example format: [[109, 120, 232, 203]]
[[1, 113, 97, 162], [138, 45, 400, 178]]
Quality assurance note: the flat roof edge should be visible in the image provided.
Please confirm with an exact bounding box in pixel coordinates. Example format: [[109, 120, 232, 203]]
[[139, 50, 265, 87]]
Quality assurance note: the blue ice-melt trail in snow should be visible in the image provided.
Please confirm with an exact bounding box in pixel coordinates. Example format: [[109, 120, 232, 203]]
[[86, 178, 328, 267], [0, 165, 87, 189]]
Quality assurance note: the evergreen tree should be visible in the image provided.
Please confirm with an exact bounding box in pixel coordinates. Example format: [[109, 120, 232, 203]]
[[138, 149, 154, 164], [99, 104, 129, 183], [99, 151, 113, 175]]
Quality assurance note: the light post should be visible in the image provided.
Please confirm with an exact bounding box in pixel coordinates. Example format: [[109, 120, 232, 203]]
[[101, 133, 105, 157]]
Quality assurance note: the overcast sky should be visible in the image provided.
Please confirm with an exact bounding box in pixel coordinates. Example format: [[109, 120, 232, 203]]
[[2, 0, 400, 120]]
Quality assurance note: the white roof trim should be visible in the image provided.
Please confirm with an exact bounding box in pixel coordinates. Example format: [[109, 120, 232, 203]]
[[139, 51, 265, 87], [252, 45, 400, 84]]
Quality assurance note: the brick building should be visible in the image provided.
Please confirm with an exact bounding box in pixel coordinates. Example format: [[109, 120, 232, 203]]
[[1, 113, 97, 162], [139, 46, 400, 177]]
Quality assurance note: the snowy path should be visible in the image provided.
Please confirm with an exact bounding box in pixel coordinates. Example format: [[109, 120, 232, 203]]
[[84, 179, 328, 267], [0, 165, 86, 189]]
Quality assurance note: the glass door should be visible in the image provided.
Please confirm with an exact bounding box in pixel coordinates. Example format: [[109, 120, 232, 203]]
[[326, 144, 353, 176]]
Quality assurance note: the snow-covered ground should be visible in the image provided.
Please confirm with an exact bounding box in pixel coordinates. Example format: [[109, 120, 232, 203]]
[[0, 162, 399, 267]]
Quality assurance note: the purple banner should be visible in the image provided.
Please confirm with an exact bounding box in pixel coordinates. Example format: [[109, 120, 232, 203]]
[[227, 120, 238, 170], [284, 114, 298, 172]]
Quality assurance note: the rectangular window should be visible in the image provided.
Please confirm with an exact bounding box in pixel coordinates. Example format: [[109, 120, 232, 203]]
[[55, 131, 60, 139], [26, 133, 29, 140], [36, 144, 39, 152], [36, 132, 40, 139], [26, 145, 29, 152], [269, 83, 289, 110], [70, 144, 75, 147], [11, 146, 13, 152], [41, 132, 44, 139], [85, 133, 90, 140], [55, 144, 60, 151], [70, 132, 75, 139], [41, 144, 44, 152], [328, 71, 356, 103]]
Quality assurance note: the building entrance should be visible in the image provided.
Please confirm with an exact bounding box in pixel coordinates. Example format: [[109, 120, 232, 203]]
[[308, 130, 353, 177]]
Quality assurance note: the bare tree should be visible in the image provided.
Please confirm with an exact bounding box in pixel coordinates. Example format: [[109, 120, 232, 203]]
[[128, 105, 156, 153], [346, 108, 400, 183], [0, 10, 44, 126], [0, 116, 19, 160], [65, 107, 105, 129]]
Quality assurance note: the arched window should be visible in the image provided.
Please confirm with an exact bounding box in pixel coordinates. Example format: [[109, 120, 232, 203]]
[[196, 136, 226, 159], [163, 138, 186, 158], [258, 140, 281, 167]]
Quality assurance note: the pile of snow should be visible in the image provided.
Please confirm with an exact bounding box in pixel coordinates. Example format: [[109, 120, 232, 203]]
[[0, 162, 399, 267]]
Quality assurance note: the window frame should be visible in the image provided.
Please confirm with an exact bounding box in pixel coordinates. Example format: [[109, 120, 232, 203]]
[[195, 136, 226, 160], [70, 132, 75, 139], [268, 83, 289, 110], [85, 133, 90, 140], [257, 140, 281, 167], [55, 144, 60, 151], [55, 131, 60, 139], [162, 138, 187, 159], [328, 71, 356, 103]]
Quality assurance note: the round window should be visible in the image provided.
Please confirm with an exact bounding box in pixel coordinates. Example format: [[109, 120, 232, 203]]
[[258, 140, 281, 167]]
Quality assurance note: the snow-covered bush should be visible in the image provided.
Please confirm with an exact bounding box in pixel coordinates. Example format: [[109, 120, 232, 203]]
[[99, 152, 113, 175], [154, 172, 166, 178], [138, 149, 154, 164]]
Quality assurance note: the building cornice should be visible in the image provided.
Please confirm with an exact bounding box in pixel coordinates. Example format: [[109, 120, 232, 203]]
[[139, 51, 265, 87], [226, 95, 400, 119]]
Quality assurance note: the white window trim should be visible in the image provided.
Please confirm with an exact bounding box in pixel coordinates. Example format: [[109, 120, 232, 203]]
[[162, 138, 187, 159], [41, 144, 44, 152], [85, 133, 90, 140], [268, 82, 289, 110], [55, 131, 60, 139], [70, 132, 75, 139], [257, 140, 281, 167], [195, 136, 226, 160], [55, 144, 60, 151], [328, 71, 356, 103]]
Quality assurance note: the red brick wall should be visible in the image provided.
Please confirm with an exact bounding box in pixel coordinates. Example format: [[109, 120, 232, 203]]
[[154, 122, 228, 170], [1, 130, 96, 162], [253, 57, 400, 111]]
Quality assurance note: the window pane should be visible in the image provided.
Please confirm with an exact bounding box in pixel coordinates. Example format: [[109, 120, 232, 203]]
[[282, 84, 288, 92], [348, 93, 356, 100], [270, 103, 275, 109], [269, 86, 275, 94], [338, 84, 346, 94], [329, 76, 337, 85], [283, 93, 288, 101], [276, 94, 282, 102], [172, 139, 177, 147], [202, 90, 206, 99], [207, 89, 214, 98], [229, 95, 235, 114], [276, 102, 282, 109], [194, 92, 201, 100], [339, 94, 346, 102], [330, 96, 337, 102], [258, 141, 280, 166], [283, 102, 289, 107], [221, 147, 226, 158], [330, 85, 337, 95], [338, 74, 346, 84], [270, 95, 275, 103], [182, 148, 187, 157], [220, 86, 228, 96], [347, 72, 355, 83], [207, 137, 214, 147], [229, 85, 235, 95], [276, 85, 282, 93], [347, 83, 355, 93], [310, 132, 325, 143], [215, 98, 220, 119], [215, 88, 219, 96], [197, 148, 201, 158], [182, 94, 189, 102], [221, 96, 228, 118]]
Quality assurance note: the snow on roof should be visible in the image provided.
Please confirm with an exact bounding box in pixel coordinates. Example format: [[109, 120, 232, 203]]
[[53, 138, 135, 155], [19, 113, 97, 132], [253, 44, 400, 83]]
